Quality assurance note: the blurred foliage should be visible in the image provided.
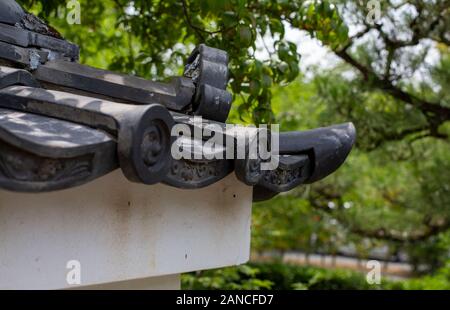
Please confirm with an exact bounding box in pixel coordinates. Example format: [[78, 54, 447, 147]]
[[182, 261, 450, 290], [17, 0, 350, 124], [387, 261, 450, 290], [18, 0, 450, 286], [253, 76, 450, 273], [182, 265, 273, 290]]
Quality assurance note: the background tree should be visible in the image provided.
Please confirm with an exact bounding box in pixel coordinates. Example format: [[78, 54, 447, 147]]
[[18, 0, 450, 272]]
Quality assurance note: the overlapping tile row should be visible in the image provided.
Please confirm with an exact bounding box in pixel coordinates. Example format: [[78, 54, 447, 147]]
[[0, 0, 356, 201]]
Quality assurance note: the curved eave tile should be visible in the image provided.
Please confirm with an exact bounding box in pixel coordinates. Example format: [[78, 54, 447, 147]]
[[0, 108, 117, 192]]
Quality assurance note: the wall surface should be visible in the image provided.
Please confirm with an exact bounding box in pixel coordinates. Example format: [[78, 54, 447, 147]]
[[0, 171, 253, 289]]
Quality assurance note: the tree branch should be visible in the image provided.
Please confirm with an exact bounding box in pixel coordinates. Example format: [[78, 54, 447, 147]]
[[334, 49, 450, 126], [308, 185, 450, 243], [181, 0, 205, 41]]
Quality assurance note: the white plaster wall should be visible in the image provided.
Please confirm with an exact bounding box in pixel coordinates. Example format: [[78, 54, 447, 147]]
[[0, 171, 253, 289]]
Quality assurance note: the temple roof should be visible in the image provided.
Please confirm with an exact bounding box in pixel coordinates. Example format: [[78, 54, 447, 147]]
[[0, 0, 356, 201]]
